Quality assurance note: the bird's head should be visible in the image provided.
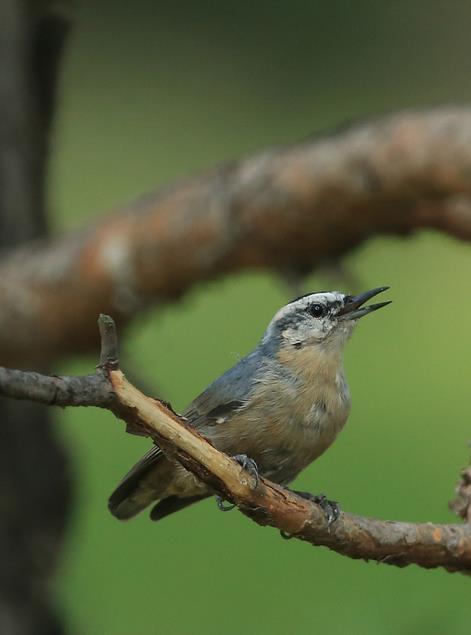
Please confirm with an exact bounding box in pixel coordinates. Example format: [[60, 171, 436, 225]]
[[263, 287, 391, 352]]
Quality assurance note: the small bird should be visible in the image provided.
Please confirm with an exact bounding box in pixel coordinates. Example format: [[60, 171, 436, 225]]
[[109, 287, 390, 523]]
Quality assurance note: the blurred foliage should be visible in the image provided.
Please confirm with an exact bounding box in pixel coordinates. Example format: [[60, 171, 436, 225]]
[[49, 2, 471, 633]]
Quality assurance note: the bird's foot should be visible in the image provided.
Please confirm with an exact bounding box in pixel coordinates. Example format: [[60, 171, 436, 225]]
[[233, 453, 259, 487], [215, 454, 259, 512], [216, 496, 236, 512], [294, 490, 340, 526], [279, 491, 340, 539]]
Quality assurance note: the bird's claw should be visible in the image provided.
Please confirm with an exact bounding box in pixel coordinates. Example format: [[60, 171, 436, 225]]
[[215, 454, 259, 513], [293, 490, 340, 526], [233, 453, 259, 487], [279, 493, 339, 539], [280, 530, 293, 540], [216, 495, 236, 512], [313, 494, 340, 526]]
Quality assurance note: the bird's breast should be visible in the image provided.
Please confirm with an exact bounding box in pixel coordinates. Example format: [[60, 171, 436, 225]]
[[206, 349, 351, 484], [275, 344, 351, 433]]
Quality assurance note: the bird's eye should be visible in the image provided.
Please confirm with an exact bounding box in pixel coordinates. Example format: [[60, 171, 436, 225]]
[[308, 303, 324, 318]]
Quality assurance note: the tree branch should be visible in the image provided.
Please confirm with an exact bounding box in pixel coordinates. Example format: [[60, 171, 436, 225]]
[[3, 107, 471, 365], [0, 315, 469, 574]]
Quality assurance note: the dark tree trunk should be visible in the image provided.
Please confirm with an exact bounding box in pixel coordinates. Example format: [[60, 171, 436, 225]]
[[0, 2, 71, 633]]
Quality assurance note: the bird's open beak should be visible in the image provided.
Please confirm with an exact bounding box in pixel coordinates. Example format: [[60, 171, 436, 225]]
[[337, 286, 391, 320]]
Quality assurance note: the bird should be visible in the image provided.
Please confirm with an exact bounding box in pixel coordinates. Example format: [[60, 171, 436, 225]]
[[109, 287, 391, 523]]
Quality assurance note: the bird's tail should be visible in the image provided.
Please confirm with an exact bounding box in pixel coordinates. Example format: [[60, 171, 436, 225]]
[[108, 445, 164, 520], [108, 481, 156, 520], [109, 444, 211, 521], [109, 483, 209, 522], [150, 495, 210, 521]]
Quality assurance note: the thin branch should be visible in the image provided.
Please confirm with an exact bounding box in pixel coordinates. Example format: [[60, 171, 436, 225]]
[[3, 107, 471, 365], [98, 313, 119, 368], [0, 315, 469, 574], [0, 367, 111, 407]]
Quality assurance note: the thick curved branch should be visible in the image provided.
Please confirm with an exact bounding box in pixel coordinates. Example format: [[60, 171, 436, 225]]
[[3, 107, 471, 365], [0, 315, 469, 574]]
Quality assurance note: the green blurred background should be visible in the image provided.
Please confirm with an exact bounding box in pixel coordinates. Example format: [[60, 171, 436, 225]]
[[49, 2, 471, 633]]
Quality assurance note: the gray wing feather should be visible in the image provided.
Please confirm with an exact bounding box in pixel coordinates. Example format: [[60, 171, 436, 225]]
[[183, 350, 261, 427]]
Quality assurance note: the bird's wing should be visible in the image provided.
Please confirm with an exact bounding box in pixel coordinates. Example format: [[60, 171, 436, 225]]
[[183, 350, 261, 427]]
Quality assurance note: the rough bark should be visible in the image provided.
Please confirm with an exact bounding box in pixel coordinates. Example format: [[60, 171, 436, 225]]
[[1, 108, 471, 365], [0, 315, 469, 575], [0, 2, 71, 634]]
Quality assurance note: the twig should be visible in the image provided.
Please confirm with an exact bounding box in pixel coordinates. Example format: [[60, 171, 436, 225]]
[[0, 315, 469, 574], [98, 313, 120, 368]]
